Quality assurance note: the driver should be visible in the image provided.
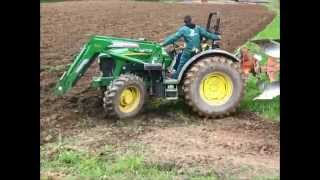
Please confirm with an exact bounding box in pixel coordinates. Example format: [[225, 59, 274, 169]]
[[160, 15, 221, 79]]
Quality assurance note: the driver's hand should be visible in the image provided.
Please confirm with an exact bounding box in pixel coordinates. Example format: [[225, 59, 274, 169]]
[[214, 33, 222, 40], [164, 45, 174, 53]]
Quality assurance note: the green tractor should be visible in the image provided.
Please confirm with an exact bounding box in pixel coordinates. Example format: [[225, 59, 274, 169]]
[[55, 12, 245, 118]]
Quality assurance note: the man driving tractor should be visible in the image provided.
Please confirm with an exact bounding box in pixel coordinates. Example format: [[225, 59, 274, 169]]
[[160, 15, 222, 79], [55, 12, 245, 119]]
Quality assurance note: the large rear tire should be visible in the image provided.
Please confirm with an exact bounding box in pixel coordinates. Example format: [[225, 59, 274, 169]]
[[103, 74, 146, 119], [183, 56, 245, 118]]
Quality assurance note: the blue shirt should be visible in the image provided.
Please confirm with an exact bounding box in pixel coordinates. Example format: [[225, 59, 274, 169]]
[[162, 25, 221, 51]]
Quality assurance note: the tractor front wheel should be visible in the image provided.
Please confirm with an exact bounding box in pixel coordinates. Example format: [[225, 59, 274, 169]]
[[103, 74, 146, 118], [183, 56, 245, 118]]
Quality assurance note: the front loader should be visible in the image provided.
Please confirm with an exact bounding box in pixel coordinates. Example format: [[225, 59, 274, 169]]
[[55, 12, 245, 118]]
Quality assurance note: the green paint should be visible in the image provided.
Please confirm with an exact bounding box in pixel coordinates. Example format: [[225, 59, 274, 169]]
[[54, 35, 167, 95]]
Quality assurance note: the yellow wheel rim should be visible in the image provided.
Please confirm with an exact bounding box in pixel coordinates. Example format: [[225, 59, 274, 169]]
[[119, 86, 141, 113], [199, 72, 233, 106]]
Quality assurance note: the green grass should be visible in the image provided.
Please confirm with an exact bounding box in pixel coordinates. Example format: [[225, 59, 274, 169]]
[[41, 144, 218, 179], [252, 173, 280, 180], [240, 74, 280, 121], [255, 14, 280, 40], [255, 0, 279, 40]]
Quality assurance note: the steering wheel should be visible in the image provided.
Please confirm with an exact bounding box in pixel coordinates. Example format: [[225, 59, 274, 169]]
[[173, 43, 184, 51]]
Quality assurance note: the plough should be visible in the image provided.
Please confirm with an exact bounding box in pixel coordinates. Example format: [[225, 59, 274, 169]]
[[237, 39, 280, 100]]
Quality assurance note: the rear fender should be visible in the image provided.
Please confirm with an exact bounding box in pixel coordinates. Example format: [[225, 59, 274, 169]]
[[177, 49, 240, 83]]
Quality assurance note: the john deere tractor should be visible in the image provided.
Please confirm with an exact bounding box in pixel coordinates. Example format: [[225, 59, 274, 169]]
[[55, 12, 245, 118]]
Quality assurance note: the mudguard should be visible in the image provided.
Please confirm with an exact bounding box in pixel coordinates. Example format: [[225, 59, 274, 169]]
[[177, 49, 241, 82]]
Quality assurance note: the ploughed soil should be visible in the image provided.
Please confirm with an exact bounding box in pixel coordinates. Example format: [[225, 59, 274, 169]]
[[40, 0, 277, 178]]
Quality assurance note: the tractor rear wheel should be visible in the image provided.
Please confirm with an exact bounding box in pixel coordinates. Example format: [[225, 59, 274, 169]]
[[103, 74, 146, 118], [183, 56, 245, 118]]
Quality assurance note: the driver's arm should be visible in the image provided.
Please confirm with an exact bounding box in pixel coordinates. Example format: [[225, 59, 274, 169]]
[[199, 26, 221, 40], [160, 28, 184, 46]]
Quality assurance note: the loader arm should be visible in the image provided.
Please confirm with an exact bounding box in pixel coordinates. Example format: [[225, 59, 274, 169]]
[[54, 36, 109, 95], [54, 35, 164, 96]]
